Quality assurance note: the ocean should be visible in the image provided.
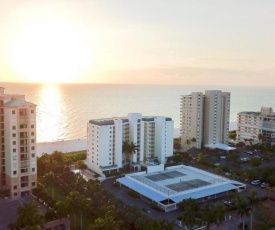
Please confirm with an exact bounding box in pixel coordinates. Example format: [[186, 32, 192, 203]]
[[1, 82, 275, 143]]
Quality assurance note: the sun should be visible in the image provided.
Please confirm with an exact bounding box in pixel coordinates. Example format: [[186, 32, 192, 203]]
[[11, 20, 92, 83]]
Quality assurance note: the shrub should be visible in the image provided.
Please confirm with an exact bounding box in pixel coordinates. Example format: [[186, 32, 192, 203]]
[[127, 190, 140, 199]]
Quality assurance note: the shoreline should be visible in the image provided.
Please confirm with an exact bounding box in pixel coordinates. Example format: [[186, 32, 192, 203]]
[[36, 122, 237, 157]]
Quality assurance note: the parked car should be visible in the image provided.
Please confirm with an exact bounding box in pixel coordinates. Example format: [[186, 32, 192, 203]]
[[261, 182, 269, 188], [223, 201, 236, 207], [240, 157, 249, 162], [246, 151, 254, 155], [251, 180, 261, 185], [225, 172, 232, 176], [214, 163, 221, 166]]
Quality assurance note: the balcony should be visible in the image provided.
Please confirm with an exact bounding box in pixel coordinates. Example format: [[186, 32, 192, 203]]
[[20, 133, 28, 139], [20, 155, 28, 161], [21, 182, 29, 188], [19, 118, 28, 125], [20, 142, 28, 147], [21, 168, 28, 174], [20, 161, 28, 169]]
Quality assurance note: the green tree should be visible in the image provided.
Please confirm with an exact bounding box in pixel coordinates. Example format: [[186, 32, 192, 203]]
[[74, 160, 88, 175], [180, 198, 199, 229], [247, 190, 261, 230], [122, 141, 130, 170], [173, 138, 181, 150], [229, 130, 237, 140], [43, 171, 56, 200], [235, 196, 250, 230], [65, 191, 86, 229], [196, 153, 206, 162], [249, 157, 261, 167], [90, 211, 121, 230], [14, 200, 44, 229], [185, 139, 191, 150], [122, 141, 138, 170], [200, 202, 225, 230], [173, 154, 183, 163]]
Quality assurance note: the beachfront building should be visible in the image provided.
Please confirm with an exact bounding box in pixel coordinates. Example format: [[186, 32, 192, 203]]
[[180, 90, 231, 150], [86, 113, 174, 175], [237, 107, 275, 148], [0, 87, 37, 199]]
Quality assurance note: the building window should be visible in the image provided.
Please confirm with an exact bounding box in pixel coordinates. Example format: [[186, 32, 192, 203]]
[[14, 193, 17, 196], [31, 139, 34, 143], [31, 153, 35, 158], [32, 182, 36, 186], [31, 132, 34, 136], [12, 126, 16, 130], [31, 110, 34, 113], [13, 170, 17, 175], [32, 168, 35, 172], [13, 141, 16, 145], [21, 168, 28, 173], [31, 146, 35, 150], [13, 148, 16, 153], [14, 185, 17, 189], [12, 110, 15, 114], [31, 125, 34, 128], [12, 133, 16, 138]]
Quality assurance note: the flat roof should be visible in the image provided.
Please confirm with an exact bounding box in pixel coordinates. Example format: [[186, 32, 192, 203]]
[[118, 177, 166, 202], [204, 143, 236, 151], [117, 165, 245, 206]]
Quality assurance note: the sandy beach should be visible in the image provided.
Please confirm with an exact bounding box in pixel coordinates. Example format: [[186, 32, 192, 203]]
[[37, 123, 237, 157], [37, 139, 87, 157]]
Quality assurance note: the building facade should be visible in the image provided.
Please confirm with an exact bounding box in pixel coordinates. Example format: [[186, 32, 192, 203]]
[[86, 113, 174, 175], [237, 107, 275, 147], [180, 90, 230, 150], [0, 87, 37, 199]]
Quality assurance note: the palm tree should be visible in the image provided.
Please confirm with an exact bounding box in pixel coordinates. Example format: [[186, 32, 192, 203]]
[[181, 198, 199, 229], [122, 141, 138, 171], [128, 141, 138, 170], [200, 202, 215, 230], [43, 171, 56, 200], [15, 200, 44, 229], [185, 139, 191, 150], [247, 190, 260, 230], [122, 141, 130, 170], [65, 191, 87, 230], [213, 202, 226, 227], [235, 196, 250, 230]]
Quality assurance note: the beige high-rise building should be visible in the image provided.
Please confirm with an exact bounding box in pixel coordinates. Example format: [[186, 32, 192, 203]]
[[0, 87, 37, 199], [237, 107, 275, 147], [180, 90, 230, 150]]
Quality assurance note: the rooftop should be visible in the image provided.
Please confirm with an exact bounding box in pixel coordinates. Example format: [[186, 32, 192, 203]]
[[4, 99, 36, 107], [117, 165, 245, 207]]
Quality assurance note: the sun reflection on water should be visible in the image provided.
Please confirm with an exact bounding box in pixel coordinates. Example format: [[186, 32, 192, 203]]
[[36, 84, 66, 142]]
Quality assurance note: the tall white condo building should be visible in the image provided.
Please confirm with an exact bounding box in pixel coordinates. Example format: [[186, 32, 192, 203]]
[[86, 113, 174, 175], [180, 90, 230, 150]]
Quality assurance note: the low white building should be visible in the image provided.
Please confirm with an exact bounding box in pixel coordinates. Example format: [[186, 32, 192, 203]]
[[237, 107, 275, 147], [86, 113, 174, 175]]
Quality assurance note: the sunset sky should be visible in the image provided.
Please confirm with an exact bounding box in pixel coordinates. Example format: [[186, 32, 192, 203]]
[[0, 0, 275, 86]]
